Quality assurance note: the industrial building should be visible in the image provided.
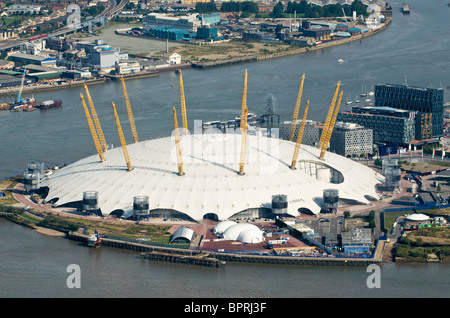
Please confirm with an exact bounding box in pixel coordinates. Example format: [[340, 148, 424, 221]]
[[9, 52, 57, 67], [143, 13, 202, 33], [374, 84, 444, 138], [75, 39, 128, 70], [341, 227, 372, 254]]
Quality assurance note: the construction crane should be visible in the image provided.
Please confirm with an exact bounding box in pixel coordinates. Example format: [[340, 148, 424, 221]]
[[239, 70, 248, 176], [318, 82, 340, 152], [16, 67, 27, 103], [80, 93, 105, 162], [342, 8, 348, 23], [178, 70, 188, 135], [84, 84, 108, 152], [289, 73, 306, 141], [120, 76, 139, 143], [111, 102, 133, 172], [290, 99, 310, 170], [319, 91, 343, 160], [172, 106, 185, 176]]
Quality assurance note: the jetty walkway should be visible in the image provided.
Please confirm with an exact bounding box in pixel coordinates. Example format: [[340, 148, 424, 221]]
[[68, 231, 385, 267]]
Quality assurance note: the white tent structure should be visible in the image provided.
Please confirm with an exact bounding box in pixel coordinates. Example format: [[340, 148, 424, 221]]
[[222, 223, 264, 244], [406, 213, 430, 222], [42, 133, 383, 221]]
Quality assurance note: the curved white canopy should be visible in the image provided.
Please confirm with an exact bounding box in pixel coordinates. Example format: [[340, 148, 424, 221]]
[[43, 133, 383, 220]]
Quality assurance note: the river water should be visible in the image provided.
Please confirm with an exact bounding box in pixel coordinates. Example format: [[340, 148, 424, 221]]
[[1, 0, 450, 298]]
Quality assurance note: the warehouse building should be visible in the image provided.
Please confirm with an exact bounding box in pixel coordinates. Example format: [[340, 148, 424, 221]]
[[9, 52, 57, 67]]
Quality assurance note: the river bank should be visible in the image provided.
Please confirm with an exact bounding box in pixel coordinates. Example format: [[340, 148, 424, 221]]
[[184, 18, 392, 69], [0, 18, 391, 96]]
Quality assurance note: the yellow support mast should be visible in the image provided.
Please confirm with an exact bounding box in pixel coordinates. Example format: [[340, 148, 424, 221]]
[[319, 91, 343, 160], [290, 99, 310, 169], [318, 82, 340, 152], [179, 70, 188, 135], [111, 102, 133, 171], [120, 76, 139, 143], [84, 84, 108, 152], [80, 93, 105, 162], [239, 70, 248, 176], [172, 107, 185, 176], [289, 73, 306, 141]]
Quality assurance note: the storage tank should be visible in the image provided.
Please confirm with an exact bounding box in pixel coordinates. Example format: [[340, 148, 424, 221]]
[[323, 189, 339, 209], [385, 168, 401, 187], [83, 191, 99, 212], [23, 170, 40, 191], [133, 196, 149, 218], [272, 194, 288, 215]]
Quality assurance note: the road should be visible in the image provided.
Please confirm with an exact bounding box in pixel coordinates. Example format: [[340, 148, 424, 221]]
[[0, 0, 128, 53]]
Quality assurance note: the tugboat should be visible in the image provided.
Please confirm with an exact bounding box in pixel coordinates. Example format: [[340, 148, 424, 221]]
[[88, 232, 101, 248]]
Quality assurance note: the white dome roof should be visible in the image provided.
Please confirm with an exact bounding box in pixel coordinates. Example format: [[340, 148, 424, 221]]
[[43, 133, 383, 220], [406, 213, 429, 221], [237, 229, 264, 244], [223, 223, 262, 242], [213, 220, 237, 234]]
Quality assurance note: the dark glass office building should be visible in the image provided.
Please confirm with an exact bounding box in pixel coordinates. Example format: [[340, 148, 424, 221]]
[[374, 84, 444, 138]]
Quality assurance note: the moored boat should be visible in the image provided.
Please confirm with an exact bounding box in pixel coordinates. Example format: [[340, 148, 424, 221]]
[[36, 100, 62, 110], [88, 232, 101, 247]]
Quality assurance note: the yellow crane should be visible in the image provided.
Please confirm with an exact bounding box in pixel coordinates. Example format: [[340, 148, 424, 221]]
[[179, 70, 188, 135], [80, 93, 105, 162], [290, 99, 310, 169], [239, 70, 248, 176], [289, 73, 306, 142], [84, 83, 108, 152], [120, 76, 139, 143], [319, 91, 343, 160], [318, 82, 340, 152], [111, 102, 133, 171], [172, 106, 185, 176]]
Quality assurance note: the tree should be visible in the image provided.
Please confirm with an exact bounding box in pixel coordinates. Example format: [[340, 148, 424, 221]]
[[271, 2, 284, 18]]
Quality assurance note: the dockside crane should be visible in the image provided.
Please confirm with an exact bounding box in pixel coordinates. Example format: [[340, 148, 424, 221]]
[[16, 67, 27, 103], [80, 93, 105, 162], [179, 70, 188, 135], [172, 106, 185, 176], [239, 70, 248, 176], [319, 90, 343, 160], [84, 84, 108, 152], [291, 99, 310, 170], [120, 76, 139, 143], [111, 102, 133, 172], [318, 82, 340, 154], [289, 73, 306, 142]]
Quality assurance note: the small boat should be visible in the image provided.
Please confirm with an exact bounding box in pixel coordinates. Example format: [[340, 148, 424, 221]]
[[338, 59, 344, 63], [88, 232, 101, 248]]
